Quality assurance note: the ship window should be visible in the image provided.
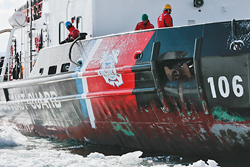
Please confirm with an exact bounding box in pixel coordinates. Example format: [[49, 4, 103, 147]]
[[32, 0, 42, 20], [38, 0, 42, 18], [61, 63, 70, 72], [59, 21, 65, 44], [76, 16, 83, 32], [39, 68, 44, 75], [48, 65, 57, 75]]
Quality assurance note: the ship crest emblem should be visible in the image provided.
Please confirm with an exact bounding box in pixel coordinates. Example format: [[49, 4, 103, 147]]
[[98, 50, 123, 87]]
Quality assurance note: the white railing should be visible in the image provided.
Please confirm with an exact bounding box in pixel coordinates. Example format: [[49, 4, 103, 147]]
[[0, 53, 38, 82]]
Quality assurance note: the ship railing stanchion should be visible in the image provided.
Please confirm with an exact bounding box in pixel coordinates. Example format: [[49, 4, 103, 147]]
[[0, 27, 18, 82]]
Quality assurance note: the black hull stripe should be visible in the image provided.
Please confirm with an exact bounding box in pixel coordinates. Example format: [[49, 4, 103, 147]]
[[0, 87, 156, 105], [131, 64, 151, 72], [132, 87, 156, 95]]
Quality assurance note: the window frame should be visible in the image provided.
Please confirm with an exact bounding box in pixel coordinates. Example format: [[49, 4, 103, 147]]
[[59, 21, 65, 44]]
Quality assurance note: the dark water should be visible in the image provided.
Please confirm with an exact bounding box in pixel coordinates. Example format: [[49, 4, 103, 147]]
[[1, 126, 250, 167], [52, 138, 250, 167]]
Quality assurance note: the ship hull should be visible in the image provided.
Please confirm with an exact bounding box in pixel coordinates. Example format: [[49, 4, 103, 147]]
[[1, 19, 250, 156]]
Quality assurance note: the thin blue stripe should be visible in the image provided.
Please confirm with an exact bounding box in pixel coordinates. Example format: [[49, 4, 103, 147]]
[[74, 40, 98, 118]]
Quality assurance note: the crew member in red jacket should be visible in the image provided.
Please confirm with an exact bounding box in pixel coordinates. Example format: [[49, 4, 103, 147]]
[[135, 14, 154, 31], [60, 21, 80, 44], [157, 4, 173, 28]]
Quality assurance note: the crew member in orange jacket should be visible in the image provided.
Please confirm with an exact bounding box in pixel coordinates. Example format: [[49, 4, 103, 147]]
[[157, 4, 173, 28], [135, 14, 154, 31], [60, 21, 80, 44]]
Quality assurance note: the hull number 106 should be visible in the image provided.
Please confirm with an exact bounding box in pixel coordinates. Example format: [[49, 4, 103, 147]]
[[207, 75, 244, 98]]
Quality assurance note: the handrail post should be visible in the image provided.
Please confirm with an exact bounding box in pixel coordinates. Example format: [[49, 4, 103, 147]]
[[0, 27, 18, 82]]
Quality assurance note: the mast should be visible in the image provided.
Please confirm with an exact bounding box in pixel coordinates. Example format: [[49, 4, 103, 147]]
[[29, 0, 33, 72], [0, 11, 26, 82]]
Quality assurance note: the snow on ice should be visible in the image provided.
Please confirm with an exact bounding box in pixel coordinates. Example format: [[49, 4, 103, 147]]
[[0, 126, 27, 147]]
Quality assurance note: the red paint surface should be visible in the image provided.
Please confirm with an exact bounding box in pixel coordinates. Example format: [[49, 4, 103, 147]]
[[85, 32, 154, 122], [86, 32, 154, 92]]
